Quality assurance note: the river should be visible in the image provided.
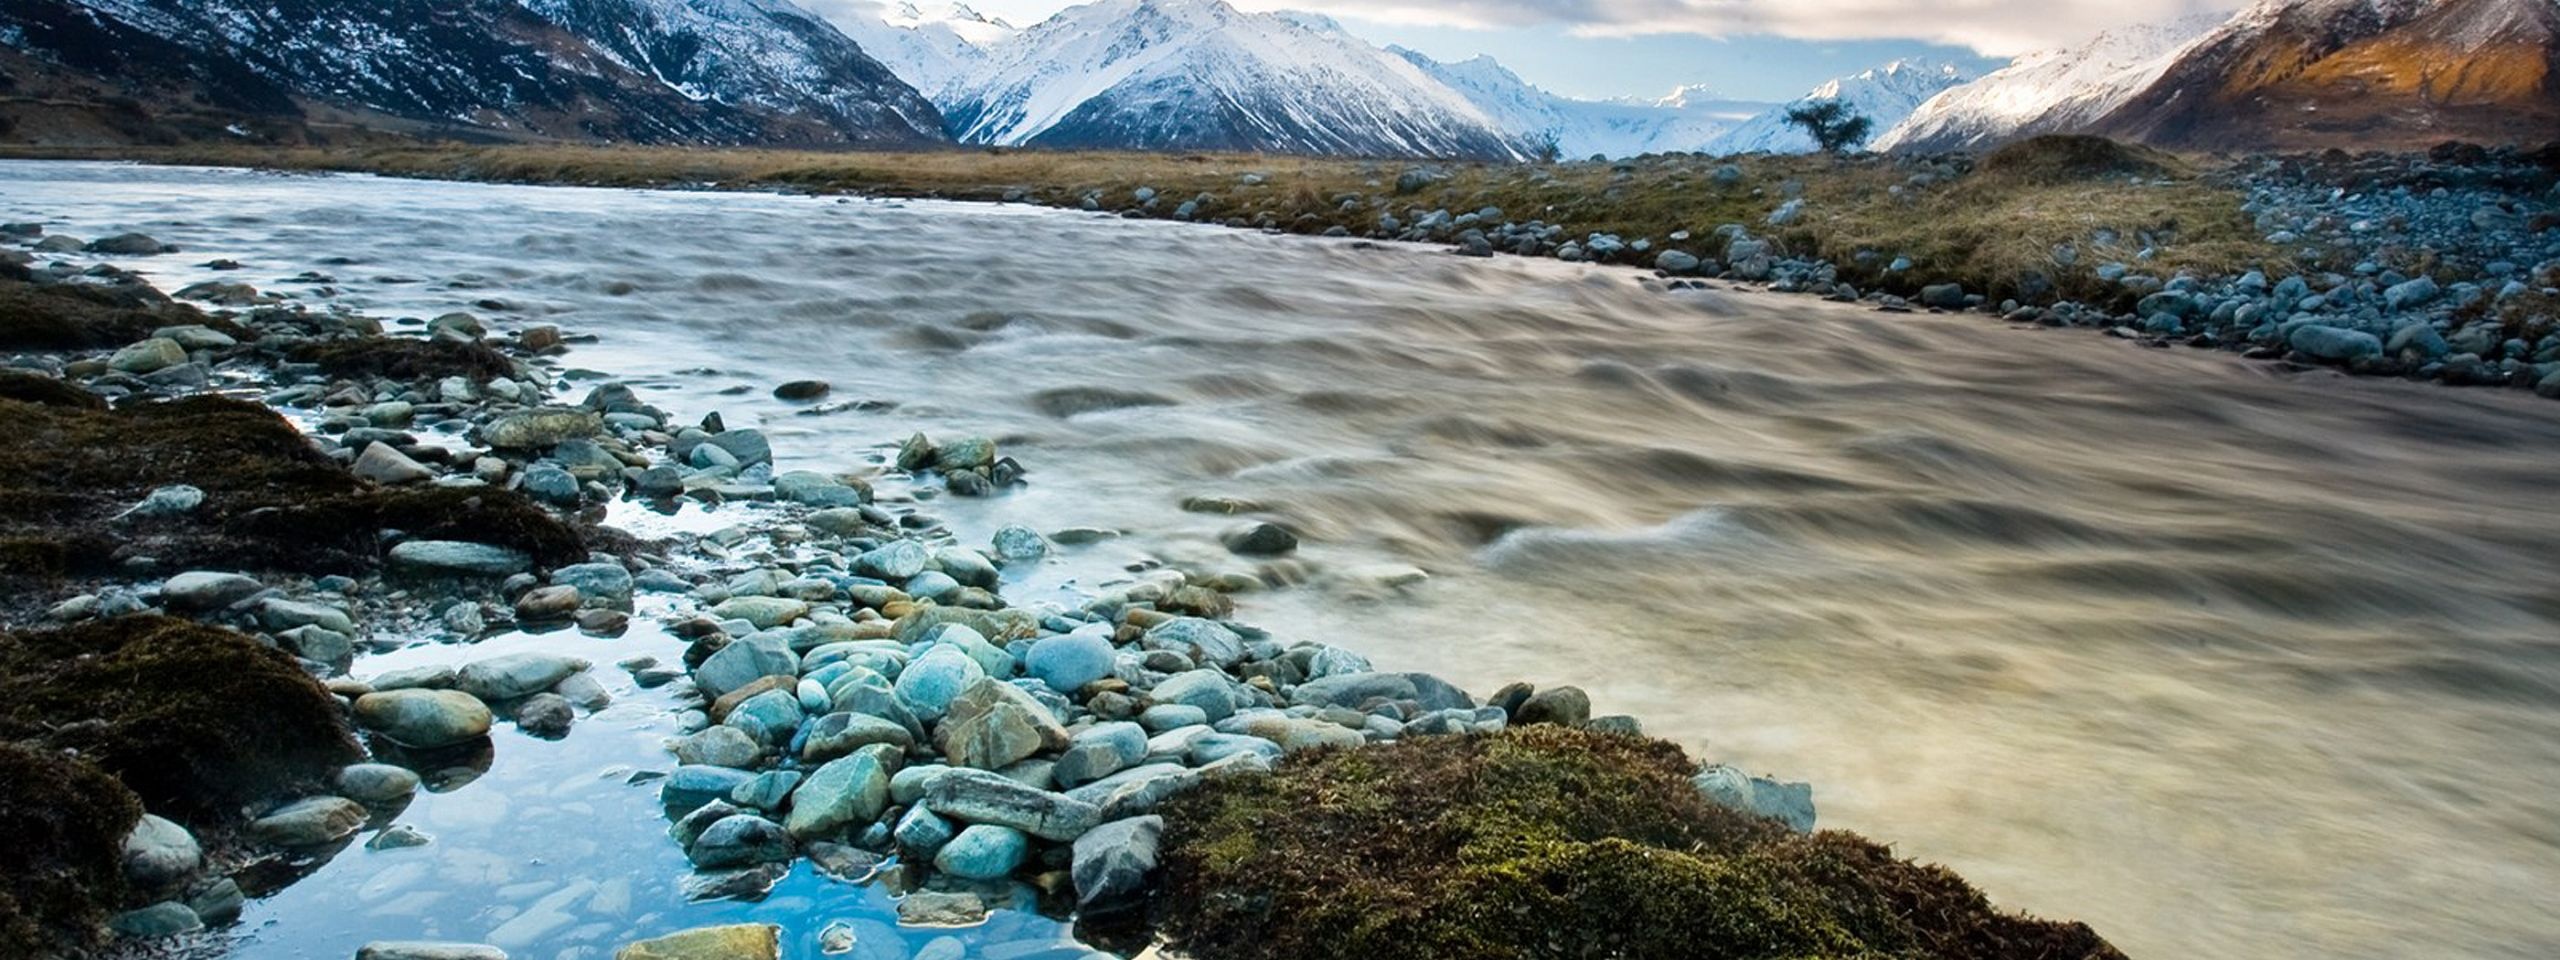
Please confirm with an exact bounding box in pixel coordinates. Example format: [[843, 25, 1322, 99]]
[[7, 160, 2558, 960]]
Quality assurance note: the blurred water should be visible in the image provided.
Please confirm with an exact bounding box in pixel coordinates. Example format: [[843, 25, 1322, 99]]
[[9, 161, 2560, 960]]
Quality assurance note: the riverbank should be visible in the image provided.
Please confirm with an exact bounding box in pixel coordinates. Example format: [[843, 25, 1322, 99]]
[[1, 207, 2119, 955], [5, 137, 2555, 399]]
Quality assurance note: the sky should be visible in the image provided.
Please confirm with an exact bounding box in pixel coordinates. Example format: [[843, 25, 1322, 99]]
[[809, 0, 2244, 102]]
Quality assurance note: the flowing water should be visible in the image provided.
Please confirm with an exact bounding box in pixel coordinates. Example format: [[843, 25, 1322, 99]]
[[7, 161, 2559, 960]]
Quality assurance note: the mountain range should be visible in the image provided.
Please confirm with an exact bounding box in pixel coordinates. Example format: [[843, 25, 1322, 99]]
[[2, 0, 2552, 156], [0, 0, 944, 145]]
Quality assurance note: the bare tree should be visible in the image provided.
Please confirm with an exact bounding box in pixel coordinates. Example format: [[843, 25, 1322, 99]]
[[1783, 99, 1872, 155]]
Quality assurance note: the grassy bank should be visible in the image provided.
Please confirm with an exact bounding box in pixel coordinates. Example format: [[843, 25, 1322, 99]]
[[0, 140, 2276, 307]]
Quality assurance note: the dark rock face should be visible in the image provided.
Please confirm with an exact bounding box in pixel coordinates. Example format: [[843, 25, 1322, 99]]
[[0, 0, 949, 146], [2097, 0, 2560, 151]]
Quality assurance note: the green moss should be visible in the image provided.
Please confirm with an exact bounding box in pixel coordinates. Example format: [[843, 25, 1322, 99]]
[[0, 394, 583, 594], [288, 336, 518, 381], [0, 743, 141, 958], [0, 370, 106, 409], [1153, 727, 2121, 960], [0, 616, 361, 822], [0, 278, 213, 349]]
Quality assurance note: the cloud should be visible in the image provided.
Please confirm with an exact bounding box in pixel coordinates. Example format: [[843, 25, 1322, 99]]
[[1217, 0, 2247, 56]]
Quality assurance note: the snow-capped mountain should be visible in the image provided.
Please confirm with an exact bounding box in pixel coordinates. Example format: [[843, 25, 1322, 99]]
[[2091, 0, 2560, 149], [1876, 13, 2227, 152], [1702, 59, 1975, 154], [1392, 51, 1771, 158], [0, 0, 945, 145], [940, 0, 1530, 159], [830, 1, 1016, 100]]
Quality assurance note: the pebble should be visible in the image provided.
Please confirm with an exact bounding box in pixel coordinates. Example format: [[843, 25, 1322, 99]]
[[249, 796, 368, 846], [335, 763, 422, 803]]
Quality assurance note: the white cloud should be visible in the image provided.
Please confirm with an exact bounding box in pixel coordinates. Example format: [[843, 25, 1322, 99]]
[[865, 0, 2251, 57]]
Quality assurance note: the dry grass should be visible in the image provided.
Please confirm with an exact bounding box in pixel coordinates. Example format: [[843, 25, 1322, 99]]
[[1, 139, 2277, 306]]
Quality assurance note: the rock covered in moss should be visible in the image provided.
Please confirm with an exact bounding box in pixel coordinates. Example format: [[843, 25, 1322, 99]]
[[0, 743, 141, 957], [0, 616, 361, 821], [1151, 726, 2122, 960]]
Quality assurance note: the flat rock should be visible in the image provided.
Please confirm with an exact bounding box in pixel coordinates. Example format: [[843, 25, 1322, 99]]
[[358, 943, 511, 960], [388, 540, 532, 578], [614, 924, 779, 960], [455, 653, 585, 702], [924, 768, 1100, 841], [159, 571, 262, 611]]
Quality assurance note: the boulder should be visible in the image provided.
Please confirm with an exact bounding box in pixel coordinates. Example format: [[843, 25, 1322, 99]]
[[1023, 631, 1115, 693], [933, 678, 1070, 770], [1142, 618, 1246, 668], [1071, 815, 1163, 913], [784, 750, 894, 840], [158, 571, 262, 611], [481, 408, 601, 449], [121, 814, 201, 888], [1692, 764, 1816, 832], [924, 768, 1101, 841], [353, 689, 493, 748], [932, 824, 1029, 880]]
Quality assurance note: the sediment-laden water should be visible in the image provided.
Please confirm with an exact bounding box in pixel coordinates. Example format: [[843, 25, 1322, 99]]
[[8, 161, 2558, 960]]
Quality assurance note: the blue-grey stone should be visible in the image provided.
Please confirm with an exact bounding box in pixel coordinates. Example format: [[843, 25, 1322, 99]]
[[933, 824, 1029, 880], [689, 814, 793, 869], [1024, 631, 1115, 693], [1692, 764, 1816, 832], [663, 765, 757, 816], [785, 750, 894, 839], [694, 636, 799, 699], [1053, 721, 1148, 789], [894, 644, 987, 724]]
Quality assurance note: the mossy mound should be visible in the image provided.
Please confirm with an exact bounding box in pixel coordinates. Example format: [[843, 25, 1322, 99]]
[[1975, 136, 2183, 186], [0, 743, 141, 958], [1154, 727, 2121, 960], [0, 278, 214, 349], [0, 616, 361, 822], [0, 394, 585, 586], [0, 370, 107, 409], [288, 336, 519, 381]]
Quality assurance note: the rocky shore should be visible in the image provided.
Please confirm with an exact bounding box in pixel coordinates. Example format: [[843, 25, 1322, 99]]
[[14, 136, 2550, 401], [2, 210, 2119, 958]]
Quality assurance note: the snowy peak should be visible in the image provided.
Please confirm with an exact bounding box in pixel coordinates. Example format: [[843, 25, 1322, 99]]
[[0, 0, 946, 145], [835, 0, 1018, 99], [1876, 12, 2224, 152], [1394, 47, 1772, 158], [940, 0, 1530, 159], [1703, 57, 1976, 154]]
